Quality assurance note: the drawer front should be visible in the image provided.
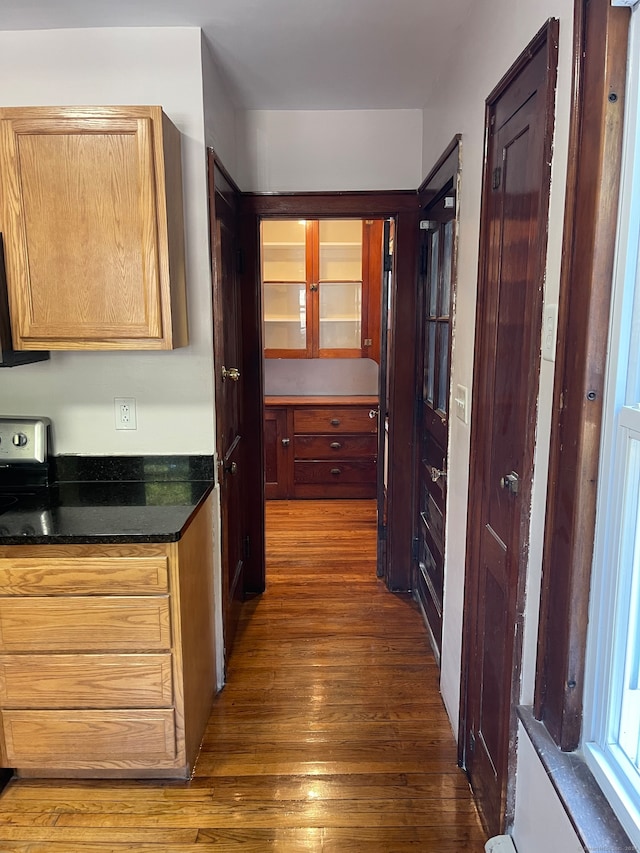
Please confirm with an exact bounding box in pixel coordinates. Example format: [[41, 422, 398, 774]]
[[0, 557, 169, 595], [0, 597, 171, 652], [294, 407, 377, 434], [294, 460, 377, 485], [0, 653, 173, 708], [294, 434, 377, 459], [2, 709, 176, 764]]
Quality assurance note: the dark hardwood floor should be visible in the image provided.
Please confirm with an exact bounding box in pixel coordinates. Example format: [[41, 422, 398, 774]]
[[0, 499, 486, 851]]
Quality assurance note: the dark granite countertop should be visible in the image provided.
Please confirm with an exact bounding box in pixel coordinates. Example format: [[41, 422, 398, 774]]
[[0, 455, 214, 546]]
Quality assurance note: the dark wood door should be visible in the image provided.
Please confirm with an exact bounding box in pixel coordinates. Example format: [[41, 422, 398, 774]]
[[461, 24, 558, 836], [209, 153, 246, 660], [413, 167, 458, 662], [376, 219, 393, 578]]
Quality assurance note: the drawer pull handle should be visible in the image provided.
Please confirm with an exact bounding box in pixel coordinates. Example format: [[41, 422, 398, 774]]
[[330, 468, 342, 476], [330, 418, 340, 427], [330, 441, 342, 450]]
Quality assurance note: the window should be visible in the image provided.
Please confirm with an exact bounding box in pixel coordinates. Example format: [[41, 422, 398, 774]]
[[584, 10, 640, 845]]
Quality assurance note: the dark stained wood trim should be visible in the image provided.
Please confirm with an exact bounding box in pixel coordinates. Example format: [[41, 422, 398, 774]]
[[534, 0, 630, 751], [239, 191, 422, 594], [243, 191, 418, 218], [458, 20, 559, 833], [417, 134, 462, 198]]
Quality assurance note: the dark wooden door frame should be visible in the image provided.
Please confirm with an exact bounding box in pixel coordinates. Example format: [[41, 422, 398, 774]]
[[239, 191, 422, 594], [534, 0, 630, 751], [458, 19, 559, 833]]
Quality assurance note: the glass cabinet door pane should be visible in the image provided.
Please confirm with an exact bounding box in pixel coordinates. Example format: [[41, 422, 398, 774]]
[[262, 220, 307, 282], [440, 220, 453, 317], [424, 321, 436, 404], [319, 220, 363, 281], [429, 230, 440, 317], [437, 323, 450, 413], [263, 282, 307, 350], [319, 282, 362, 349]]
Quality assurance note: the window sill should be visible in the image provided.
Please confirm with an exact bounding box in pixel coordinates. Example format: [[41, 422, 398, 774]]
[[517, 706, 635, 853]]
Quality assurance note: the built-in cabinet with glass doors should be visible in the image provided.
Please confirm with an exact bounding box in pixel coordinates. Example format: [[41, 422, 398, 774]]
[[261, 219, 381, 360]]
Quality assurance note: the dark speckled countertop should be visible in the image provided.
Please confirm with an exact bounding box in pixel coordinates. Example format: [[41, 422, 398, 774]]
[[0, 455, 214, 546]]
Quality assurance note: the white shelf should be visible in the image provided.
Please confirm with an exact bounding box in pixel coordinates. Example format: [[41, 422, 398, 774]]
[[319, 316, 360, 322], [264, 316, 303, 323]]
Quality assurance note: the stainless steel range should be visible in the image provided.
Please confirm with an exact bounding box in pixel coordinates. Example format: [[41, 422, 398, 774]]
[[0, 417, 53, 535]]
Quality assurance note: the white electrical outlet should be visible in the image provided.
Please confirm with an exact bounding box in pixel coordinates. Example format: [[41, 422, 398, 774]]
[[455, 384, 469, 424], [114, 397, 137, 430]]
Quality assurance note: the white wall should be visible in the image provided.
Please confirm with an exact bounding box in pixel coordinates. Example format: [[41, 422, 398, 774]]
[[238, 108, 423, 191], [0, 27, 217, 456], [422, 2, 583, 850], [512, 725, 585, 853]]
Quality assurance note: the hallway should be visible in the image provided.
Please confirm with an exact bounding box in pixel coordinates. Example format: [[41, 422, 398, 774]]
[[0, 500, 486, 851]]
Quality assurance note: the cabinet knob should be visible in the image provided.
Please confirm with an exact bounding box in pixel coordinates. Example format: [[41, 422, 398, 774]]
[[330, 468, 342, 476], [310, 283, 319, 292], [330, 418, 340, 427], [330, 441, 342, 450], [281, 438, 290, 447]]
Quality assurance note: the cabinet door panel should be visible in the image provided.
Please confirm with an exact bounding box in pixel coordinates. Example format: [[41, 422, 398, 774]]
[[0, 117, 161, 342], [2, 709, 176, 764], [0, 556, 169, 595], [0, 653, 173, 708], [0, 597, 171, 652]]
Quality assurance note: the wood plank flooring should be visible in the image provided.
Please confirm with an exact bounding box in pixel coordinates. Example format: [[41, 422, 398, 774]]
[[0, 499, 486, 852]]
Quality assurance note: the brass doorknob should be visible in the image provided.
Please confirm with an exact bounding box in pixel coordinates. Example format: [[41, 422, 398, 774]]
[[222, 366, 240, 382], [500, 471, 519, 495]]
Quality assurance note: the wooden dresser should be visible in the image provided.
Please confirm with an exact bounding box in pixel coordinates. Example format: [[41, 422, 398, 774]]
[[264, 396, 378, 499]]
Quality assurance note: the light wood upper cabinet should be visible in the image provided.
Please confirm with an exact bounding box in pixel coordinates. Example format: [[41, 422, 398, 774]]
[[0, 105, 188, 350]]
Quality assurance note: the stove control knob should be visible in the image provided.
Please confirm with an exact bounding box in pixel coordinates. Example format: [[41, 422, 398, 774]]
[[12, 433, 28, 447]]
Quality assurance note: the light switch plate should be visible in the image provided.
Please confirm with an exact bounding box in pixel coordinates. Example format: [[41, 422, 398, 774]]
[[455, 384, 469, 424], [542, 303, 558, 362]]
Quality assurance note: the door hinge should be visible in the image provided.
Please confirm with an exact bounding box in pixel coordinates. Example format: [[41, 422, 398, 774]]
[[492, 166, 502, 190], [412, 536, 420, 561], [243, 535, 251, 560], [469, 729, 476, 753], [236, 247, 244, 275], [383, 252, 393, 273]]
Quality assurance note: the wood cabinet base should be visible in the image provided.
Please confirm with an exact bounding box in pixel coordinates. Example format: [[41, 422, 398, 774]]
[[265, 397, 378, 500], [0, 493, 216, 779]]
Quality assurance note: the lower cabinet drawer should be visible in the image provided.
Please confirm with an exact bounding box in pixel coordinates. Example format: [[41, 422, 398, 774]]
[[2, 709, 176, 764], [0, 597, 171, 652], [294, 407, 376, 434], [294, 434, 377, 459], [294, 460, 377, 485], [0, 654, 173, 709]]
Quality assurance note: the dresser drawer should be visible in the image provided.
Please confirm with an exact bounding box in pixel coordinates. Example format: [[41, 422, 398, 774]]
[[294, 460, 377, 485], [2, 709, 176, 764], [0, 597, 171, 652], [293, 407, 377, 434], [0, 556, 169, 595], [294, 434, 377, 459], [0, 653, 173, 708]]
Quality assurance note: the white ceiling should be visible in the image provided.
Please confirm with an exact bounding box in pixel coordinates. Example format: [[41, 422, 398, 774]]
[[0, 0, 474, 110]]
